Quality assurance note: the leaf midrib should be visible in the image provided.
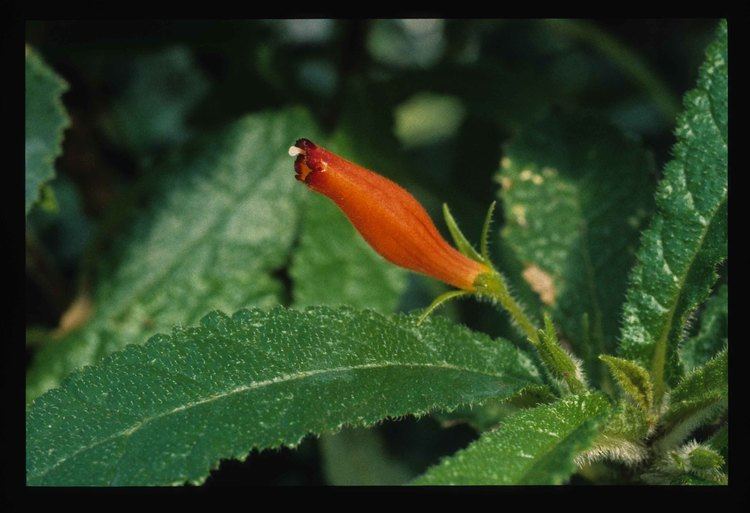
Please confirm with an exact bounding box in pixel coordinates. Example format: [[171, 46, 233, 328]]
[[30, 359, 528, 481], [517, 416, 598, 485], [650, 192, 726, 401]]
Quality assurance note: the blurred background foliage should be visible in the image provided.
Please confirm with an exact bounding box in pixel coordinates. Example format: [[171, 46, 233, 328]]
[[26, 19, 717, 485]]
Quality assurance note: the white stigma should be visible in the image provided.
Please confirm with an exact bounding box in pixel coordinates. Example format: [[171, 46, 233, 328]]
[[288, 146, 305, 157]]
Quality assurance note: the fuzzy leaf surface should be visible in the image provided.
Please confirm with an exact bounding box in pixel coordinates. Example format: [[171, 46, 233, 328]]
[[26, 306, 543, 486], [498, 112, 654, 380], [600, 355, 654, 412], [413, 393, 610, 485], [618, 22, 727, 396], [658, 349, 727, 450], [25, 47, 70, 215], [26, 109, 317, 401], [665, 349, 727, 422], [679, 284, 727, 372]]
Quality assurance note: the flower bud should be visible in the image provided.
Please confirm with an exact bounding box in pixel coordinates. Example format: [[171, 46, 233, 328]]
[[290, 139, 490, 290]]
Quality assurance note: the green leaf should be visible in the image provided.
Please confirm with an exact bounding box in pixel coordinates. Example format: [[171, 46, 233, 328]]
[[599, 355, 654, 413], [25, 47, 70, 216], [659, 349, 727, 450], [412, 393, 610, 485], [536, 314, 587, 394], [26, 108, 318, 402], [443, 203, 483, 263], [680, 284, 727, 372], [498, 112, 655, 382], [26, 306, 544, 486], [433, 385, 556, 431], [618, 22, 727, 401], [290, 194, 408, 312], [576, 401, 650, 467], [320, 427, 413, 485], [666, 348, 727, 417], [707, 423, 728, 463], [289, 176, 410, 484]]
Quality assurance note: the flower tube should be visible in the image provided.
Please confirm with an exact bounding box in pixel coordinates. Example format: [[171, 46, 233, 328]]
[[289, 139, 489, 290]]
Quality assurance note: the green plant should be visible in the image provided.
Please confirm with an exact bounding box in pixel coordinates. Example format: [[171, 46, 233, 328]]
[[25, 19, 727, 486]]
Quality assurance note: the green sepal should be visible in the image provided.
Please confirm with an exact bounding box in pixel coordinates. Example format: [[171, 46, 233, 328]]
[[480, 201, 497, 263], [417, 289, 470, 325], [599, 355, 654, 413], [442, 203, 484, 263]]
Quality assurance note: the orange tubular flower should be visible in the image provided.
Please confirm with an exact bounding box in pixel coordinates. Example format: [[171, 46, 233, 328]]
[[290, 139, 490, 291]]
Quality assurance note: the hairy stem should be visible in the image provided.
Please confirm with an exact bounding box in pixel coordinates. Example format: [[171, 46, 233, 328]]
[[474, 271, 540, 346]]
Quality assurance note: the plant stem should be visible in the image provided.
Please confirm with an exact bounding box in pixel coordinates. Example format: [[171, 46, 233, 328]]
[[474, 271, 540, 346]]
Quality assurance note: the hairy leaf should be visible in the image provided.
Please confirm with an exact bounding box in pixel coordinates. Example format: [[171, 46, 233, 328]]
[[576, 401, 650, 467], [290, 194, 408, 312], [412, 393, 610, 485], [26, 306, 543, 486], [498, 112, 655, 382], [26, 109, 317, 401], [537, 314, 587, 394], [680, 284, 727, 372], [707, 423, 728, 463], [658, 349, 727, 450], [618, 22, 727, 399], [433, 385, 556, 431], [25, 47, 70, 215], [599, 355, 654, 412], [667, 349, 727, 418]]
